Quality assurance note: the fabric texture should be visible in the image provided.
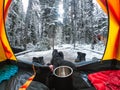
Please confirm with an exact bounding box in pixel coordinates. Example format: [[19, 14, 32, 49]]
[[88, 70, 120, 90], [0, 65, 18, 83], [97, 0, 120, 60], [0, 0, 16, 62]]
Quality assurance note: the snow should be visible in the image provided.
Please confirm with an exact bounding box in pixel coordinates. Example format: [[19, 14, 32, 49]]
[[17, 44, 104, 64]]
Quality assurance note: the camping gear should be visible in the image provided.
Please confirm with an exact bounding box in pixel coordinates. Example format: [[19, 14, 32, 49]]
[[0, 0, 120, 90], [53, 66, 73, 90], [0, 65, 18, 83]]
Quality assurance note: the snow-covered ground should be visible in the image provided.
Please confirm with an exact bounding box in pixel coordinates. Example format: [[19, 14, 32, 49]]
[[17, 44, 105, 64]]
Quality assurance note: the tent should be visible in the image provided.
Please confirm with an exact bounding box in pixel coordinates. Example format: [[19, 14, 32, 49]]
[[0, 0, 16, 62], [0, 0, 120, 90], [97, 0, 120, 60]]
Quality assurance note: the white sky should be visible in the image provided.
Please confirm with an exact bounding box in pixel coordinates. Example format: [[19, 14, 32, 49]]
[[22, 0, 64, 22], [21, 0, 98, 13], [22, 0, 29, 13], [58, 0, 64, 15], [58, 0, 64, 22], [93, 0, 97, 3]]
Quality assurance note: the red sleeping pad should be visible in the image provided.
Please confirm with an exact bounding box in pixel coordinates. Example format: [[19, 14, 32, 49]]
[[88, 70, 120, 90]]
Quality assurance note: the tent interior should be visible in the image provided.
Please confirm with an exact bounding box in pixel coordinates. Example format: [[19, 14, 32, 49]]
[[0, 0, 120, 90]]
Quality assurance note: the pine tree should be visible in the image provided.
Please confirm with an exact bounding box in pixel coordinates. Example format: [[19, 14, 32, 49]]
[[6, 0, 25, 48]]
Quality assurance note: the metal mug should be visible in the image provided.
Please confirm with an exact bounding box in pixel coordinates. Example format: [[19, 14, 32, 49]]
[[53, 66, 73, 90]]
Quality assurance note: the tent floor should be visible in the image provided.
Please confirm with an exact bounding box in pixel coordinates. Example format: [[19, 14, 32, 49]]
[[0, 60, 120, 90]]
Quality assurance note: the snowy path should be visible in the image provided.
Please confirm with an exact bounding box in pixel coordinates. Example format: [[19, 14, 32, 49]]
[[17, 44, 104, 64]]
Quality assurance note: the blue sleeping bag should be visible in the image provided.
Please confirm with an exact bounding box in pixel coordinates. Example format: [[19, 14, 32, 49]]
[[0, 65, 18, 83]]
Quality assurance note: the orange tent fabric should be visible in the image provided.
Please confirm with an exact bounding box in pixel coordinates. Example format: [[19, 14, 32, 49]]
[[97, 0, 120, 60], [0, 0, 16, 62], [0, 0, 120, 62]]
